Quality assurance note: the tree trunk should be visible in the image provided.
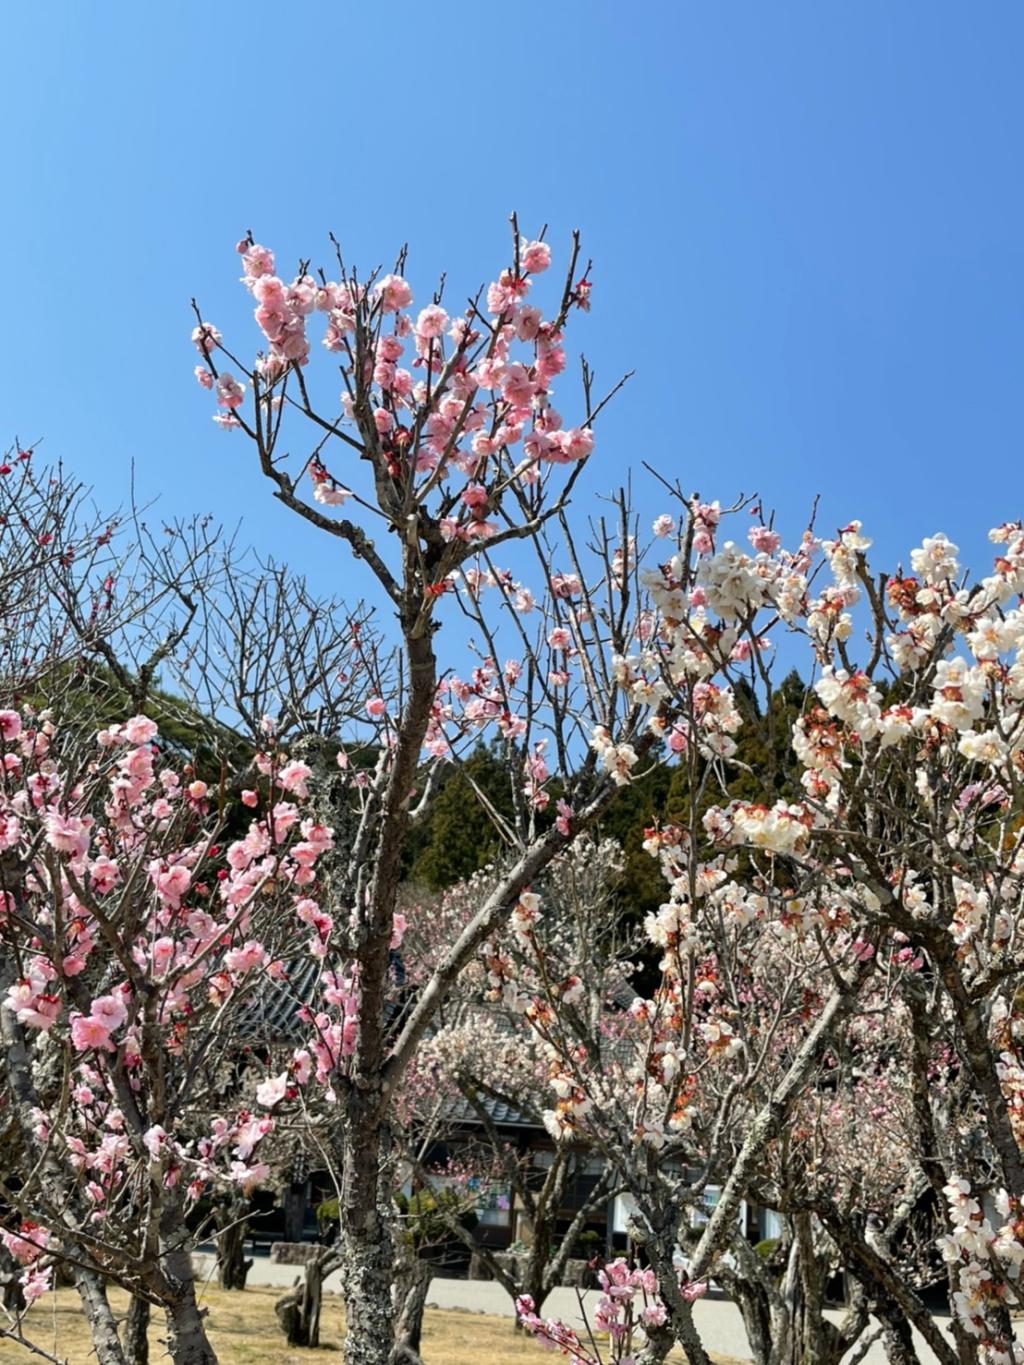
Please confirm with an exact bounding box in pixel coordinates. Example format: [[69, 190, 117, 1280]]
[[335, 1091, 397, 1365], [158, 1197, 218, 1365], [390, 1258, 433, 1364], [339, 1198, 396, 1365], [642, 1227, 712, 1365], [214, 1202, 252, 1291], [75, 1264, 129, 1365], [164, 1291, 218, 1365], [275, 1247, 340, 1348], [877, 1317, 917, 1365], [123, 1294, 151, 1365], [283, 1180, 310, 1243]]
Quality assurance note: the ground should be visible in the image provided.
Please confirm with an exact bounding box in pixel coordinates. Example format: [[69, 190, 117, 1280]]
[[0, 1286, 748, 1364]]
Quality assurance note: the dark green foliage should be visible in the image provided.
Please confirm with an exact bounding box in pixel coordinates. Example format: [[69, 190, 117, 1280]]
[[405, 746, 516, 890], [402, 676, 810, 930], [317, 1190, 477, 1251], [393, 1188, 478, 1248], [590, 760, 674, 923], [25, 659, 253, 781]]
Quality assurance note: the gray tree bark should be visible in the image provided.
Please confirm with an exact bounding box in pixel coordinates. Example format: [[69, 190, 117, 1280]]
[[122, 1294, 151, 1365]]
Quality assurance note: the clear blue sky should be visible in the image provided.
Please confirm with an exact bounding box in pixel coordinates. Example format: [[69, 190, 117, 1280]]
[[3, 2, 1022, 598]]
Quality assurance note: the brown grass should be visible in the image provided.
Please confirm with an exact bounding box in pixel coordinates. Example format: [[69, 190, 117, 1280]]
[[0, 1286, 747, 1364]]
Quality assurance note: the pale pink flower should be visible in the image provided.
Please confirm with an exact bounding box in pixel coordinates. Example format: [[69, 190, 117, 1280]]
[[748, 525, 781, 554], [89, 855, 120, 893], [522, 240, 551, 273], [216, 373, 245, 410], [70, 1014, 114, 1052], [2, 1222, 49, 1265], [256, 1073, 289, 1108], [21, 1266, 52, 1304], [143, 1126, 168, 1160], [44, 812, 90, 857], [515, 306, 543, 341], [6, 982, 61, 1030], [0, 710, 22, 741], [155, 865, 191, 907], [90, 994, 127, 1031], [123, 715, 158, 745], [224, 941, 269, 973], [375, 274, 413, 312], [460, 483, 488, 511], [415, 304, 448, 339], [191, 322, 221, 353], [277, 761, 312, 797]]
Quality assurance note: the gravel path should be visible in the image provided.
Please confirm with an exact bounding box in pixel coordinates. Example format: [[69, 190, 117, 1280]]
[[192, 1251, 967, 1362]]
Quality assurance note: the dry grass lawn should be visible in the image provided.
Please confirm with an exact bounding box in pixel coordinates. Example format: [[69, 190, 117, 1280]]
[[0, 1285, 747, 1364]]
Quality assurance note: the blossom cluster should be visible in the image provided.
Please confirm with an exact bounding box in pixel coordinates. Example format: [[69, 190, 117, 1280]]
[[940, 1177, 1024, 1364], [193, 232, 596, 537], [0, 710, 341, 1269], [517, 1257, 703, 1364]]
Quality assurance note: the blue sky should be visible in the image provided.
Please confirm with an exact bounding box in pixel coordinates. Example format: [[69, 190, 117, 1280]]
[[3, 1, 1022, 604]]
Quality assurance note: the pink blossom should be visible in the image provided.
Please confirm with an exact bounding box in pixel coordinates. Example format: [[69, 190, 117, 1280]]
[[522, 240, 551, 273], [224, 941, 269, 973], [6, 982, 61, 1030], [123, 715, 158, 745], [515, 306, 543, 341], [90, 855, 121, 893], [216, 373, 245, 410], [501, 363, 537, 407], [239, 241, 275, 279], [90, 993, 127, 1031], [2, 1221, 49, 1265], [155, 865, 191, 907], [415, 304, 448, 339], [44, 812, 90, 857], [256, 1072, 289, 1108], [143, 1126, 168, 1160], [21, 1266, 52, 1304], [191, 322, 221, 353], [547, 427, 594, 463], [0, 710, 22, 741], [70, 1014, 114, 1052], [375, 274, 413, 313], [231, 1160, 270, 1194], [277, 761, 312, 797], [365, 697, 387, 720], [748, 525, 781, 554], [232, 1116, 272, 1160]]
